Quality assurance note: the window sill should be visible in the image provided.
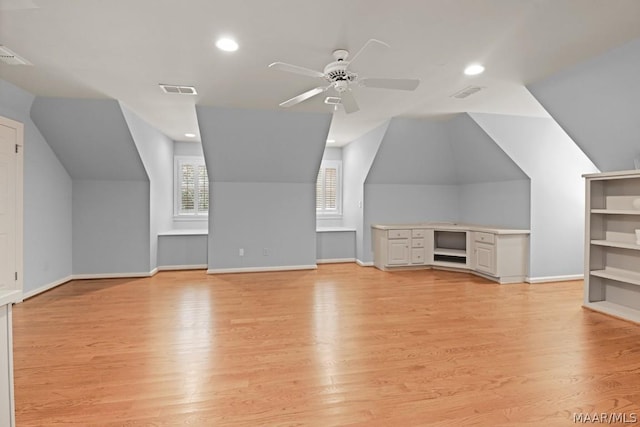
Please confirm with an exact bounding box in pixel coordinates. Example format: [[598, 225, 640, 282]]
[[316, 227, 356, 233], [173, 216, 208, 222], [158, 230, 208, 236]]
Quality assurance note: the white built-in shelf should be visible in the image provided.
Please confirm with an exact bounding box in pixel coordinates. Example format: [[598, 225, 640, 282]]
[[433, 248, 466, 257], [591, 209, 640, 215], [432, 260, 468, 268], [591, 240, 640, 251], [584, 301, 640, 324], [590, 268, 640, 287]]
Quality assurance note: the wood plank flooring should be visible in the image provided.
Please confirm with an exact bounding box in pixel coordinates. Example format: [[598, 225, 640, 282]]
[[11, 264, 640, 426]]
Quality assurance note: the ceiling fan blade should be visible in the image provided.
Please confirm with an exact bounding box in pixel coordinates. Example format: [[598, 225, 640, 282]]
[[348, 39, 390, 68], [269, 62, 325, 78], [340, 89, 360, 114], [360, 78, 420, 91], [279, 86, 327, 108]]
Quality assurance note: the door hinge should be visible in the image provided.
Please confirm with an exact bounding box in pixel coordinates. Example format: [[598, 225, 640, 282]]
[[15, 144, 19, 153], [15, 272, 18, 281]]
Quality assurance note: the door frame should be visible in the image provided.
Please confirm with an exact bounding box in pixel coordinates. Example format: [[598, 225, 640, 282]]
[[0, 116, 24, 294]]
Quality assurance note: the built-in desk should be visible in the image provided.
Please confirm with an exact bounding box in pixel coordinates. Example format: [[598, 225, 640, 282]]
[[372, 222, 530, 284], [0, 290, 20, 427]]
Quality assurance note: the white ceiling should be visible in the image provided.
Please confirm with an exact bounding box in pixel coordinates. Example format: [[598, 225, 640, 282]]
[[1, 0, 640, 145]]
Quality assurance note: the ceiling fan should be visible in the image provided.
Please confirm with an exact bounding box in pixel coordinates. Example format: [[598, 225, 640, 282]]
[[269, 39, 420, 114]]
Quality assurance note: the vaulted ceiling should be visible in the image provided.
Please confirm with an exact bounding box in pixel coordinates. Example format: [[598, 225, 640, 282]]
[[2, 0, 640, 144]]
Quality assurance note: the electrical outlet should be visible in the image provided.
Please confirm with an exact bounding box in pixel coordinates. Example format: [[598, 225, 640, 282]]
[[239, 248, 244, 256], [262, 248, 269, 256], [358, 200, 363, 208]]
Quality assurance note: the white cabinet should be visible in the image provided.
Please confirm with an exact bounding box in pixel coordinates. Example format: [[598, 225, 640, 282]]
[[388, 237, 410, 265], [584, 170, 640, 323], [474, 242, 495, 275], [372, 223, 529, 284]]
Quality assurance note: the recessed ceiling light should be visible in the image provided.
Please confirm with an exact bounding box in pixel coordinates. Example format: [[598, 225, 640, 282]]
[[326, 139, 336, 144], [185, 133, 197, 138], [464, 64, 485, 76], [216, 37, 239, 52]]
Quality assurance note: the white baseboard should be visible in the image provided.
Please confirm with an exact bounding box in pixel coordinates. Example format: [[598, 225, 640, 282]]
[[158, 264, 208, 271], [356, 259, 374, 267], [316, 258, 356, 264], [71, 270, 158, 280], [21, 275, 73, 300], [526, 274, 584, 284], [207, 264, 318, 274]]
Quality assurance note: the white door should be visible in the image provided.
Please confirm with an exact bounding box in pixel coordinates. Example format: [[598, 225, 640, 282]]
[[0, 117, 22, 292]]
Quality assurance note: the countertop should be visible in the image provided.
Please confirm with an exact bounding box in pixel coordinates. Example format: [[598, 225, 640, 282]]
[[371, 222, 530, 235]]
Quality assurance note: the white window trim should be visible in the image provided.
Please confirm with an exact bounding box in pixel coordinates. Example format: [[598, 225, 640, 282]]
[[316, 159, 342, 218], [174, 156, 209, 218]]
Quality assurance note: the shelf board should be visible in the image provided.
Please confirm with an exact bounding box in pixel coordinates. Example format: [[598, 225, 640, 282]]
[[584, 301, 640, 324], [590, 268, 640, 287], [591, 240, 640, 251], [433, 248, 466, 257], [432, 260, 468, 268], [591, 209, 640, 215]]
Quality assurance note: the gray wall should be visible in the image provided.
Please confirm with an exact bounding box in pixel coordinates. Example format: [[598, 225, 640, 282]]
[[158, 234, 208, 267], [121, 104, 174, 270], [197, 106, 331, 270], [458, 180, 530, 228], [470, 113, 598, 279], [528, 37, 640, 172], [316, 231, 355, 261], [31, 97, 152, 275], [0, 79, 72, 294], [342, 123, 388, 262]]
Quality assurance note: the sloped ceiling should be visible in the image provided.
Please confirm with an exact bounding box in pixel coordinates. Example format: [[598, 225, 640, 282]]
[[528, 38, 640, 172], [197, 106, 331, 183], [30, 98, 148, 180]]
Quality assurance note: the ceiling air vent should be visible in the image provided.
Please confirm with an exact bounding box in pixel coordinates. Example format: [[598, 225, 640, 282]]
[[159, 84, 198, 95], [0, 45, 31, 65], [450, 85, 484, 99]]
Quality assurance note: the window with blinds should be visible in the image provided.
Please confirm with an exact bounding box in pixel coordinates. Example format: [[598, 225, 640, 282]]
[[175, 157, 209, 217], [316, 160, 342, 216]]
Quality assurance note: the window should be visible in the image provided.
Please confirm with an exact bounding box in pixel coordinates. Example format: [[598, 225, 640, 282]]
[[175, 156, 208, 217], [316, 160, 342, 217]]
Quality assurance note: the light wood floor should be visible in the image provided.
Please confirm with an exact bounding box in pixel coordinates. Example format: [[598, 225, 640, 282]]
[[11, 264, 640, 426]]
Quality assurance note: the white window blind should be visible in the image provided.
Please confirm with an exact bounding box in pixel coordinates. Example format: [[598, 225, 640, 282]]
[[316, 160, 342, 216], [175, 157, 208, 216]]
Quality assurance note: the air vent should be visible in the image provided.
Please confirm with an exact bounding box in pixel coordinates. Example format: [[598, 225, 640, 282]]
[[324, 97, 341, 105], [450, 85, 484, 99], [0, 45, 31, 65], [159, 84, 198, 95]]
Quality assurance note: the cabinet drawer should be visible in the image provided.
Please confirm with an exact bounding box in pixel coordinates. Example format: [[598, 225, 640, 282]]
[[388, 229, 411, 239], [412, 229, 426, 238], [475, 232, 495, 244], [411, 248, 426, 264], [412, 238, 425, 248]]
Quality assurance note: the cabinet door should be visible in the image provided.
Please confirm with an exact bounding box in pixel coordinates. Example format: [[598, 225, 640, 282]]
[[474, 242, 496, 275], [388, 239, 410, 265]]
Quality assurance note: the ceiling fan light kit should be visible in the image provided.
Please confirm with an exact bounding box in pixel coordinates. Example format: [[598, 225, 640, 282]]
[[269, 39, 420, 114]]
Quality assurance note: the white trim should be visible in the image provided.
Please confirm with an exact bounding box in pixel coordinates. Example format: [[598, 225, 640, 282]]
[[207, 265, 317, 274], [1, 115, 24, 295], [316, 227, 356, 232], [316, 258, 356, 264], [21, 275, 73, 300], [526, 274, 584, 284], [71, 270, 158, 280], [356, 259, 374, 267], [158, 230, 208, 236], [158, 264, 208, 271]]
